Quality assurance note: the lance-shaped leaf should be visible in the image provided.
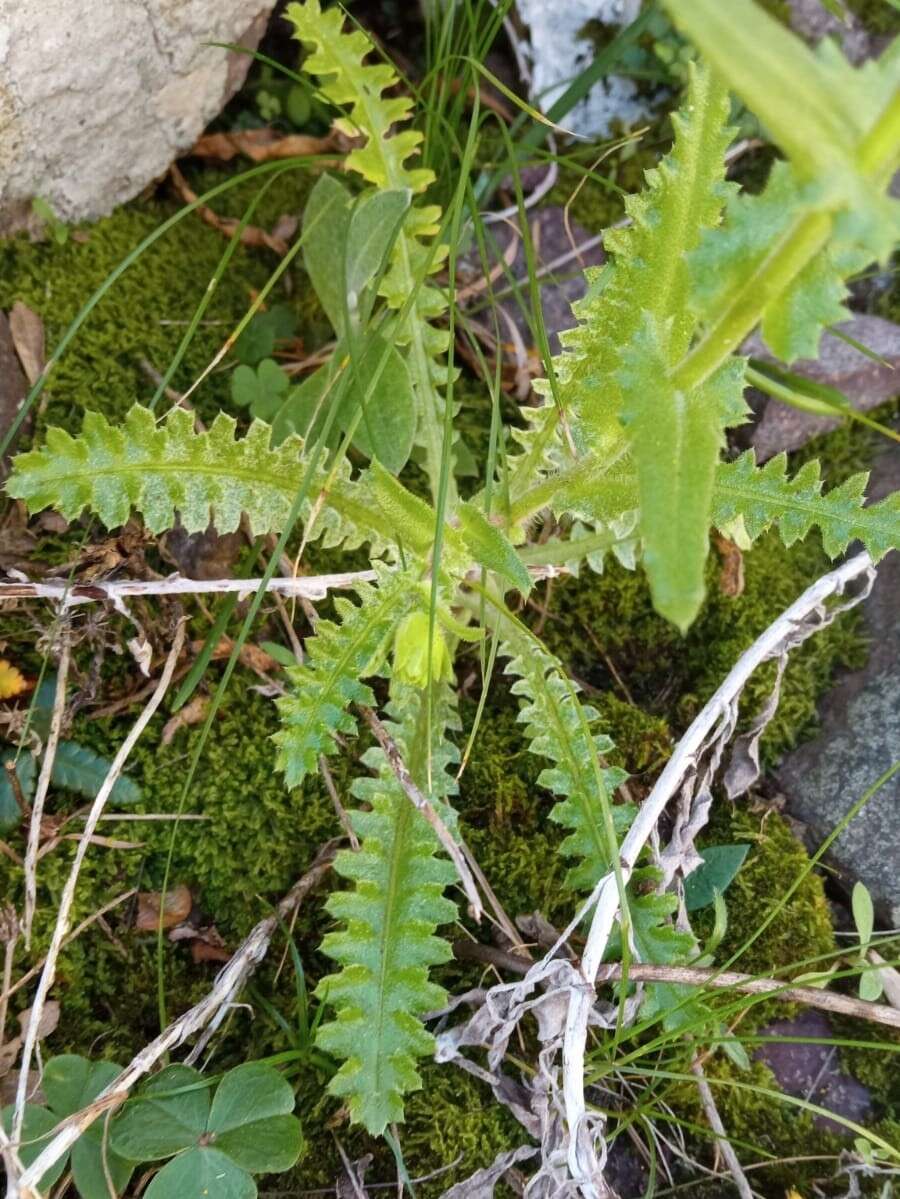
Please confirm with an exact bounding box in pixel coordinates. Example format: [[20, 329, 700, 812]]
[[713, 450, 900, 560], [618, 317, 747, 631], [6, 404, 403, 556], [500, 627, 632, 893], [315, 681, 460, 1134], [536, 61, 734, 456]]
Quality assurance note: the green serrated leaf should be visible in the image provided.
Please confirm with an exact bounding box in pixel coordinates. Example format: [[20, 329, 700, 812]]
[[713, 450, 900, 561], [273, 565, 416, 787], [619, 317, 740, 631], [690, 162, 851, 363], [500, 626, 632, 893], [684, 844, 750, 911], [541, 61, 734, 458], [286, 0, 451, 491], [52, 741, 142, 806], [662, 0, 873, 180], [315, 681, 460, 1134]]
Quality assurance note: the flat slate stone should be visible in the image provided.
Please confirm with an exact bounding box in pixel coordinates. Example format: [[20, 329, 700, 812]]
[[778, 445, 900, 923], [754, 1011, 871, 1134], [746, 316, 900, 462]]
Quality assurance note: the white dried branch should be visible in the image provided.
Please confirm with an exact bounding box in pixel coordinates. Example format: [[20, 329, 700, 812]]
[[10, 843, 337, 1197], [437, 551, 877, 1199], [7, 620, 186, 1180], [23, 628, 71, 948], [0, 569, 377, 608], [562, 551, 876, 1195]]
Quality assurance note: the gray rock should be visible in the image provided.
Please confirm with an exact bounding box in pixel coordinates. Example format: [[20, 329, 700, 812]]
[[458, 206, 605, 359], [778, 445, 900, 924], [787, 0, 876, 63], [754, 1011, 872, 1134], [747, 316, 900, 462], [0, 0, 272, 234]]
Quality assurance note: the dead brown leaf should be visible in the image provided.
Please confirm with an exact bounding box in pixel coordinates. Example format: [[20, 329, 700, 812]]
[[190, 127, 339, 164], [161, 694, 209, 746], [9, 301, 45, 385], [134, 884, 193, 931], [200, 636, 280, 676], [17, 999, 60, 1042], [0, 315, 30, 477], [170, 163, 292, 256], [714, 531, 745, 598]]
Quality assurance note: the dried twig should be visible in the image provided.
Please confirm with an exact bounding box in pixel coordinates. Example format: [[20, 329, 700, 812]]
[[23, 627, 71, 946], [0, 570, 377, 607], [360, 707, 484, 923], [690, 1057, 754, 1199], [438, 552, 877, 1199], [450, 940, 900, 1029], [9, 621, 186, 1167], [13, 842, 338, 1195], [558, 552, 876, 1196], [319, 756, 359, 850]]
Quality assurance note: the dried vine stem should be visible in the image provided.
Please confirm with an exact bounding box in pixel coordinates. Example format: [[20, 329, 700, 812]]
[[10, 842, 338, 1198], [8, 620, 186, 1169], [0, 569, 377, 607], [0, 564, 573, 612], [562, 550, 876, 1196], [23, 625, 71, 947], [450, 940, 900, 1029], [690, 1057, 753, 1199]]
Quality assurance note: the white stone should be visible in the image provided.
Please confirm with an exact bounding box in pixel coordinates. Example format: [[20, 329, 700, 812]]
[[516, 0, 651, 139], [0, 0, 273, 233]]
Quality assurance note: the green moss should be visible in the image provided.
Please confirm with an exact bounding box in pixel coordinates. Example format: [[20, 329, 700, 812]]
[[533, 525, 866, 767], [0, 165, 324, 438], [845, 0, 900, 35], [695, 806, 836, 982]]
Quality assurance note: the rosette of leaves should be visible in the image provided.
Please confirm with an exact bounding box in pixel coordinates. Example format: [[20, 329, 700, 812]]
[[110, 1062, 304, 1199]]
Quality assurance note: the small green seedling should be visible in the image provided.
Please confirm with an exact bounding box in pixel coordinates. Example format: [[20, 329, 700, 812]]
[[31, 197, 69, 245], [851, 880, 884, 1003]]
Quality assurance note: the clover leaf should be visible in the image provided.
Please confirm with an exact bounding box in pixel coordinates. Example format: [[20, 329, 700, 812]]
[[43, 1054, 136, 1199], [1, 1103, 68, 1192], [111, 1062, 303, 1199]]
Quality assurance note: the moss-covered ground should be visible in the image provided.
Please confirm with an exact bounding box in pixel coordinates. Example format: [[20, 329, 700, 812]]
[[2, 38, 900, 1194]]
